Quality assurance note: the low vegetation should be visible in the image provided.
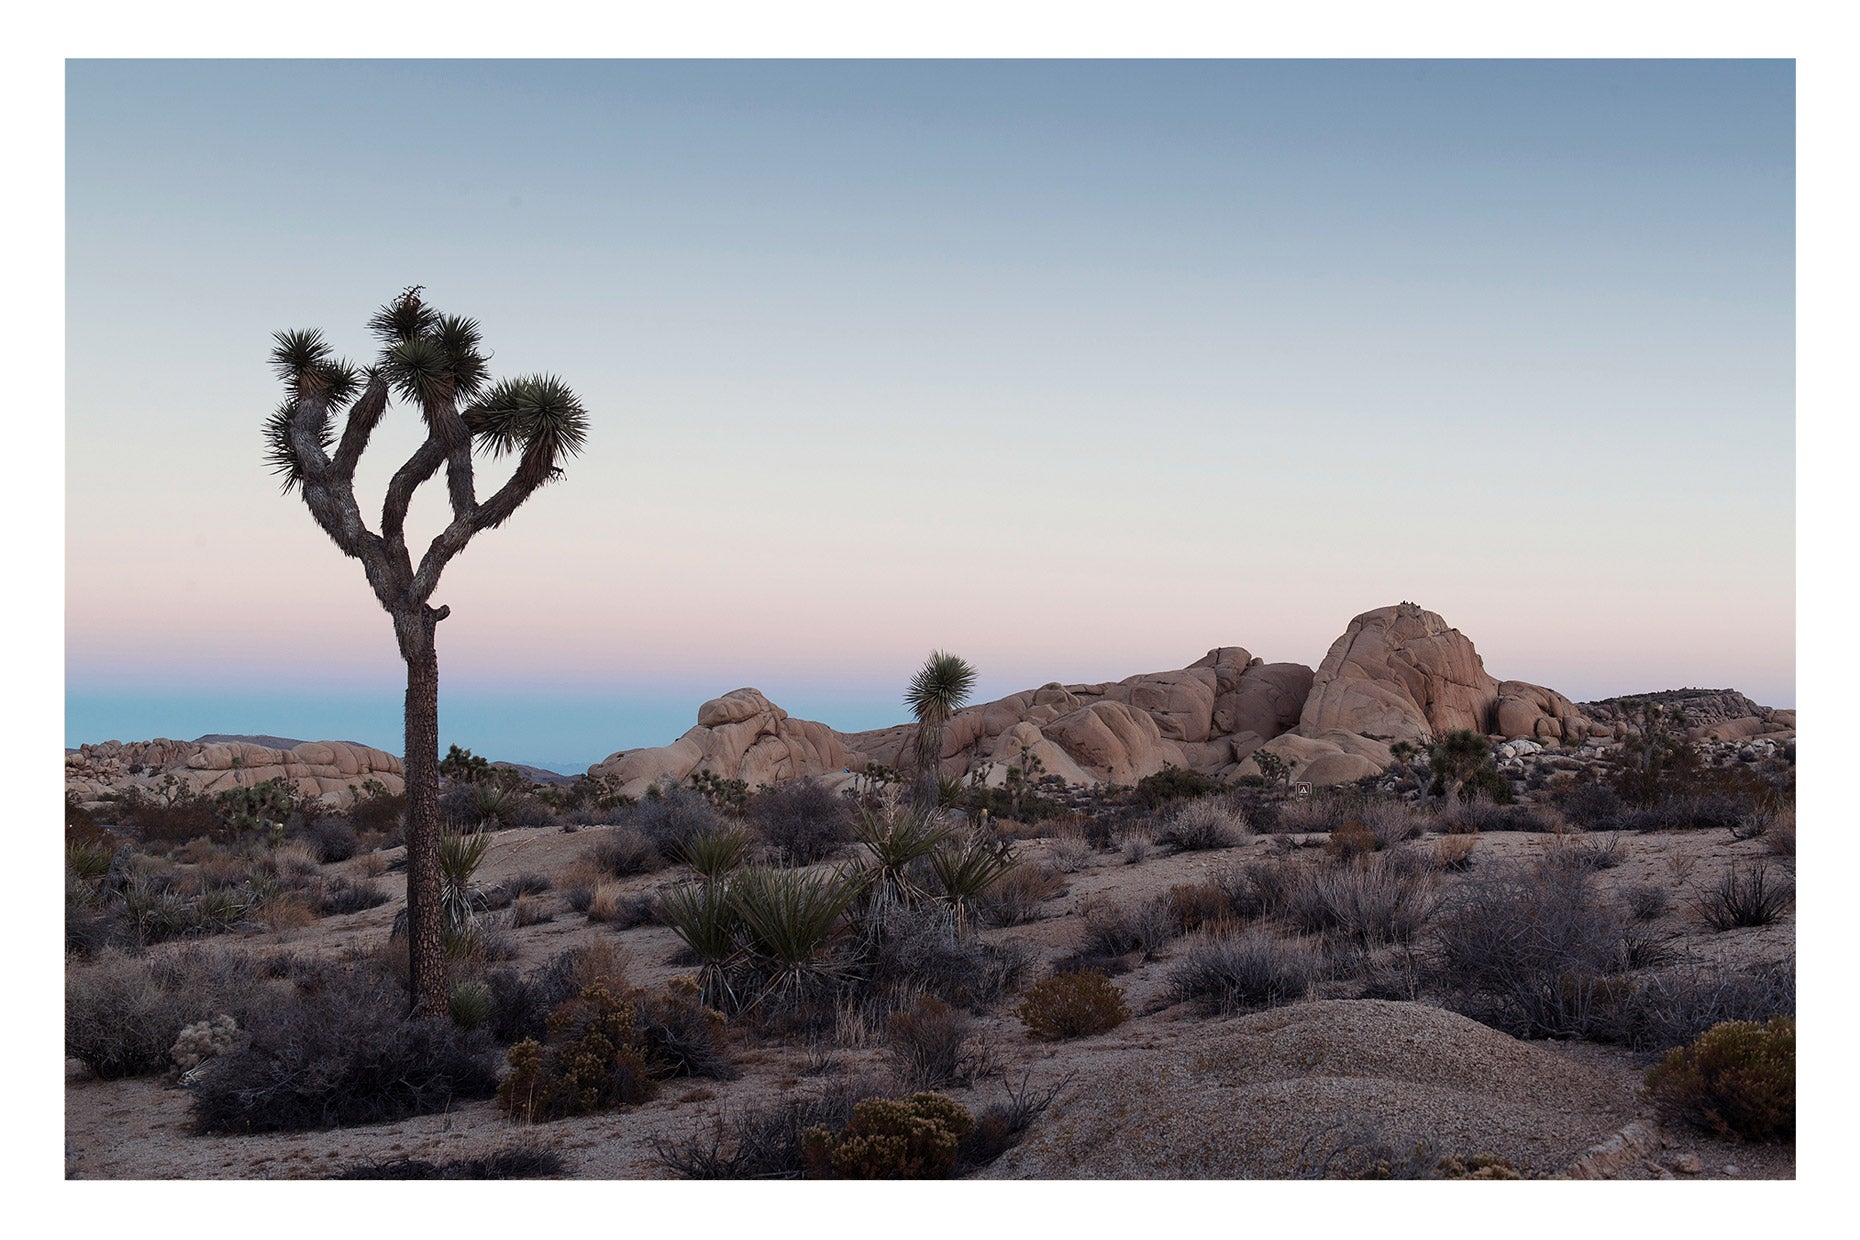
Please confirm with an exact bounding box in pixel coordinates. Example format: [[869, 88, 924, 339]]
[[1643, 1017, 1794, 1142]]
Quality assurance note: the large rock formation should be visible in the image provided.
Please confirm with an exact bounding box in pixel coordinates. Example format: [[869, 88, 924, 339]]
[[66, 737, 404, 808], [1297, 603, 1589, 747], [587, 688, 854, 798], [578, 604, 1628, 793]]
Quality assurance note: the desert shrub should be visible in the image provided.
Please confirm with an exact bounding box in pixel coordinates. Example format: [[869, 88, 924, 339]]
[[1277, 793, 1356, 835], [1359, 800, 1423, 849], [1217, 856, 1301, 920], [1166, 880, 1234, 933], [1689, 862, 1794, 931], [191, 971, 497, 1133], [1155, 798, 1247, 851], [1080, 896, 1178, 962], [295, 815, 359, 864], [638, 978, 737, 1080], [1622, 793, 1748, 834], [1431, 835, 1479, 872], [627, 783, 721, 856], [1436, 792, 1525, 834], [1548, 833, 1625, 873], [803, 1092, 975, 1179], [510, 894, 555, 927], [584, 826, 663, 878], [749, 780, 854, 866], [648, 1079, 877, 1179], [481, 945, 630, 1046], [502, 870, 554, 898], [66, 951, 212, 1078], [860, 902, 1032, 1013], [1285, 855, 1436, 946], [886, 995, 988, 1091], [1625, 883, 1671, 922], [1323, 821, 1376, 862], [957, 1070, 1069, 1169], [497, 981, 653, 1123], [331, 1147, 566, 1179], [585, 884, 654, 929], [1170, 929, 1324, 1015], [1643, 1017, 1794, 1141], [1766, 809, 1796, 857], [311, 875, 388, 916], [1015, 970, 1129, 1040], [1601, 955, 1795, 1052], [440, 778, 551, 830], [1554, 781, 1624, 831], [1433, 858, 1642, 1039], [973, 863, 1064, 927], [1118, 823, 1155, 866], [1133, 765, 1225, 809], [1045, 829, 1095, 874]]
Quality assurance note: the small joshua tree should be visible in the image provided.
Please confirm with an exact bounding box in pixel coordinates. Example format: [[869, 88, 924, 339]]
[[266, 287, 589, 1014], [904, 651, 977, 808]]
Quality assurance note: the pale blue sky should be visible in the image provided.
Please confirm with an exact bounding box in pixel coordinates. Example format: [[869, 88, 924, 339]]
[[65, 60, 1794, 771]]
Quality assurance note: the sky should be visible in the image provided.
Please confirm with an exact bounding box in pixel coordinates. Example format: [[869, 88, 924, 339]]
[[64, 58, 1796, 773]]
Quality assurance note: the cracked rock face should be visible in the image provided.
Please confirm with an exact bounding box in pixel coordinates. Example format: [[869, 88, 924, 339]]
[[1297, 602, 1505, 744]]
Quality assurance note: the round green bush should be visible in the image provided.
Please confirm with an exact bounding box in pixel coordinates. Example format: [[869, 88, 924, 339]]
[[1643, 1016, 1794, 1141]]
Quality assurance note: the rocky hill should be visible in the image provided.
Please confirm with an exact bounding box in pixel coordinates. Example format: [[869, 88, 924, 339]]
[[589, 602, 1752, 799]]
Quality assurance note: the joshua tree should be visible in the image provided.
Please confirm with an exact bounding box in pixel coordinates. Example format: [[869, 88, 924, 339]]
[[265, 287, 589, 1014], [904, 650, 977, 808]]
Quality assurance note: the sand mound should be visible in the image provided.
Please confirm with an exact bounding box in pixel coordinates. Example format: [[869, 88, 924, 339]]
[[982, 999, 1639, 1178]]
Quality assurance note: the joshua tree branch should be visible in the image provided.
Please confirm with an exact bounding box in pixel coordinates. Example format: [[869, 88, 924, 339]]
[[330, 376, 391, 479]]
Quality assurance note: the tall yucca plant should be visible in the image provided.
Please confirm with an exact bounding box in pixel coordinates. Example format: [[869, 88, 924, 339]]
[[265, 288, 590, 1014], [904, 650, 977, 808]]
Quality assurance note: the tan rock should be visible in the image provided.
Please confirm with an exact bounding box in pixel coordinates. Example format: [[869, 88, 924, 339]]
[[1495, 680, 1592, 742], [1298, 603, 1502, 743], [1041, 700, 1186, 784], [589, 689, 853, 799]]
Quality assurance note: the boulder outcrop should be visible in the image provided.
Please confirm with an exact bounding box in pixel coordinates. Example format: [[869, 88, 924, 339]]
[[65, 737, 404, 807], [588, 688, 854, 799]]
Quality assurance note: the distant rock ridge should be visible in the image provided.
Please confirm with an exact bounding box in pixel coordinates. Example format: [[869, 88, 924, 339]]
[[586, 602, 1709, 795], [66, 738, 404, 808], [1579, 689, 1796, 745]]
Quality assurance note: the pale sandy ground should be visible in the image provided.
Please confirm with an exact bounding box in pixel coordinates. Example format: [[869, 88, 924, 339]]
[[65, 820, 1794, 1180]]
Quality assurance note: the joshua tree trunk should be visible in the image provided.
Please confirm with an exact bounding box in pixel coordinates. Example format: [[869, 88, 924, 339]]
[[396, 605, 447, 1014]]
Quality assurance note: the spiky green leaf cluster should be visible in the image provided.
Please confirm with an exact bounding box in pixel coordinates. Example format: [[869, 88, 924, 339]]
[[905, 652, 977, 727], [465, 375, 591, 461]]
